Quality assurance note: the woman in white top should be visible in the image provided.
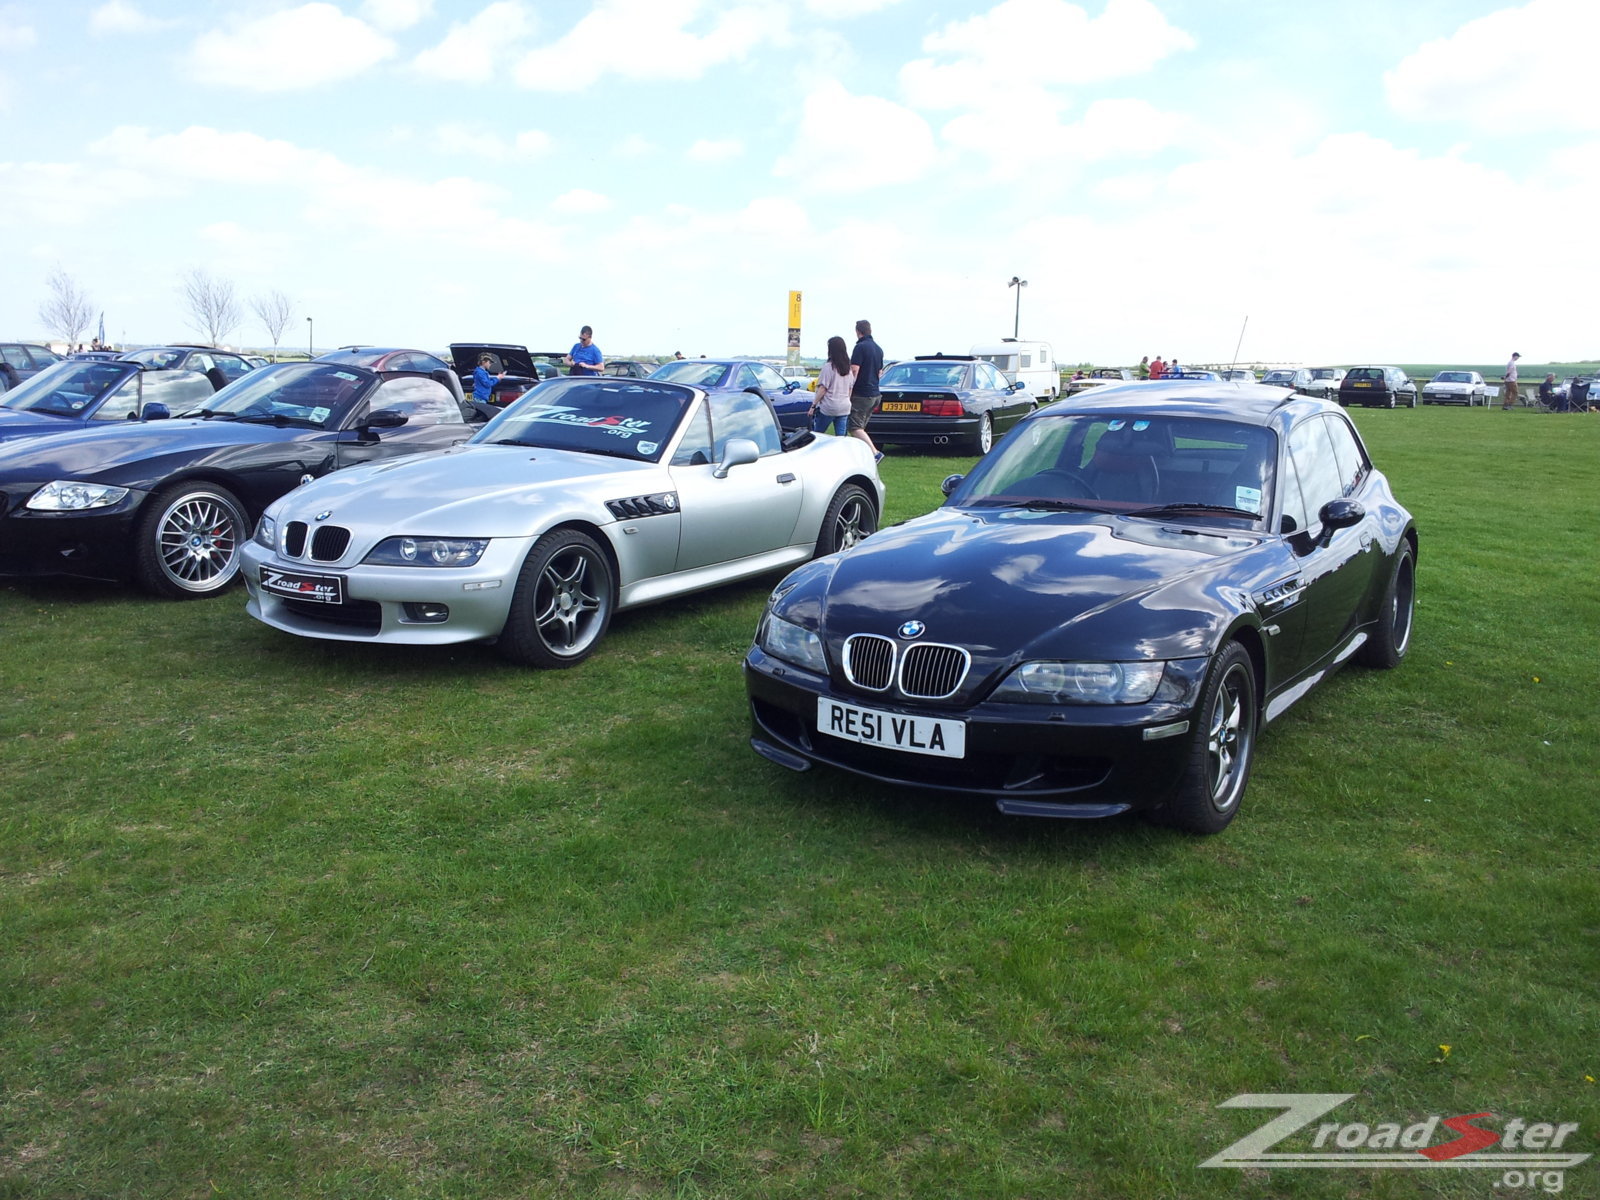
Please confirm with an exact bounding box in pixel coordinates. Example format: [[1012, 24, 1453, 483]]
[[810, 335, 856, 436]]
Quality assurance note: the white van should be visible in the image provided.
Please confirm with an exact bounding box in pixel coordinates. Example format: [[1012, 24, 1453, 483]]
[[971, 339, 1059, 400]]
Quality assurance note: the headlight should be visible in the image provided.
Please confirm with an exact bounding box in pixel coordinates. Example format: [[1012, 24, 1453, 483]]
[[254, 514, 278, 550], [758, 612, 827, 674], [991, 660, 1166, 705], [362, 536, 489, 567], [27, 480, 131, 511]]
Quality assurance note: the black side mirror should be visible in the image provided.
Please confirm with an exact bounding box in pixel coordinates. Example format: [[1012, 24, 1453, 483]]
[[1316, 498, 1365, 545], [140, 402, 171, 421], [365, 408, 409, 430], [941, 473, 965, 498]]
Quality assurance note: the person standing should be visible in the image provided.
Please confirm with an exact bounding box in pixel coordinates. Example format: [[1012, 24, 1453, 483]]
[[848, 318, 884, 459], [1149, 355, 1165, 380], [1501, 352, 1521, 409], [810, 336, 856, 437], [1137, 355, 1150, 380], [566, 326, 603, 376], [472, 353, 504, 405]]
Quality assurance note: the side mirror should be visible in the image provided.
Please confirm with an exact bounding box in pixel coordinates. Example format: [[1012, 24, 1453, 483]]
[[140, 402, 171, 421], [713, 437, 761, 479], [1316, 498, 1365, 545], [941, 473, 965, 497], [364, 408, 409, 430], [784, 381, 800, 393]]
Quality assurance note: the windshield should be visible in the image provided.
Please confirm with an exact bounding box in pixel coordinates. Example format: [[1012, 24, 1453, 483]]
[[1, 360, 139, 416], [123, 348, 186, 369], [470, 377, 694, 462], [1262, 371, 1293, 382], [1433, 371, 1471, 382], [880, 362, 968, 388], [952, 412, 1276, 521], [1311, 369, 1337, 380], [650, 360, 731, 388], [179, 362, 376, 426]]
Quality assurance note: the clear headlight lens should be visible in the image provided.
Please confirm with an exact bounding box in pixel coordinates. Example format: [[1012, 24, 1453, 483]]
[[758, 612, 827, 674], [254, 514, 278, 549], [363, 537, 490, 567], [991, 660, 1167, 705], [27, 480, 130, 512]]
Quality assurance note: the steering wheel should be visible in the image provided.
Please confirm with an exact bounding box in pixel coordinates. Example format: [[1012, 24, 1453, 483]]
[[1030, 468, 1100, 500]]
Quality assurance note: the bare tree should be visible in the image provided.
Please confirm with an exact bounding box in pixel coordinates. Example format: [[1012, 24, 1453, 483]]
[[180, 268, 242, 346], [250, 289, 295, 360], [38, 267, 95, 349]]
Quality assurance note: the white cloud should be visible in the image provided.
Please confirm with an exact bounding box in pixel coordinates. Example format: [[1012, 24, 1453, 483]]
[[428, 122, 551, 159], [805, 0, 905, 16], [1385, 0, 1600, 133], [515, 129, 553, 156], [88, 1, 175, 35], [362, 0, 433, 31], [0, 7, 36, 47], [774, 81, 938, 191], [0, 160, 168, 229], [616, 134, 658, 158], [688, 138, 744, 163], [412, 2, 534, 83], [190, 4, 396, 91], [550, 189, 613, 214], [512, 0, 791, 91]]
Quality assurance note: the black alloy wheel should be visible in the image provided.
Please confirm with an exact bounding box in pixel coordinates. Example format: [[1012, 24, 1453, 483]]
[[499, 528, 615, 668], [1357, 540, 1416, 669], [815, 485, 878, 557]]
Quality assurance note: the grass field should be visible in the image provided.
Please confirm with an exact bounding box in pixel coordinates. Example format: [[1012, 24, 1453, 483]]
[[2, 404, 1597, 1199]]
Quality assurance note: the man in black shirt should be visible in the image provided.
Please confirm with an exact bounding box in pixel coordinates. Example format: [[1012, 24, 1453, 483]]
[[848, 318, 884, 459]]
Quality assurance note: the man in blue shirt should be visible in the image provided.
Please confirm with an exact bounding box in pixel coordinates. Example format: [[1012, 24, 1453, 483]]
[[566, 326, 604, 376], [472, 354, 504, 404], [848, 318, 884, 459]]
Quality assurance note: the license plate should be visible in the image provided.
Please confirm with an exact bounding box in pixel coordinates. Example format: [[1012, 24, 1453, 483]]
[[880, 401, 921, 412], [817, 697, 965, 758], [1353, 381, 1372, 387], [259, 566, 345, 604]]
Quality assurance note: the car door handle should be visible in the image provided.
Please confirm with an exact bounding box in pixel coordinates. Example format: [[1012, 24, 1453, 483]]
[[776, 473, 797, 485]]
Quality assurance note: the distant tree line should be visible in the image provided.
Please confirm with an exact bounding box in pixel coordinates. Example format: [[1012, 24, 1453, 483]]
[[34, 267, 297, 355]]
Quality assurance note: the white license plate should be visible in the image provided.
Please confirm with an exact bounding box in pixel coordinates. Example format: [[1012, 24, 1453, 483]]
[[817, 697, 965, 758], [259, 566, 345, 604]]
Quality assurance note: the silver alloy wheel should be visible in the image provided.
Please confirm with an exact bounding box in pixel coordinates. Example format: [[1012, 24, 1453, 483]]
[[533, 543, 608, 656], [1205, 660, 1253, 813], [833, 494, 871, 551], [977, 412, 994, 454], [153, 489, 244, 594], [1390, 551, 1415, 656]]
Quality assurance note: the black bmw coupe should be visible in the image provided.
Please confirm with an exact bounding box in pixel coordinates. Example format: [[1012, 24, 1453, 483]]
[[0, 362, 481, 598], [745, 383, 1417, 834]]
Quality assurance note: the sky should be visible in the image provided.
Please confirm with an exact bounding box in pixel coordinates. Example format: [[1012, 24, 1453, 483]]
[[2, 0, 1597, 366]]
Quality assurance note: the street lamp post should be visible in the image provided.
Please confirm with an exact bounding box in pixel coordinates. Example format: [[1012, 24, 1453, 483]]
[[306, 316, 314, 358], [1008, 276, 1027, 339]]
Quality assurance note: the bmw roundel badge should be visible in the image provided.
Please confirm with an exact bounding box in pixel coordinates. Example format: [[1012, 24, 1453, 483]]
[[314, 510, 332, 521], [898, 620, 926, 639]]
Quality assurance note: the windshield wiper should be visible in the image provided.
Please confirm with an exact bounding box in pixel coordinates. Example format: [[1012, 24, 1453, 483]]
[[235, 413, 305, 426], [1126, 502, 1260, 519], [969, 497, 1111, 512], [177, 408, 240, 420], [487, 437, 546, 447]]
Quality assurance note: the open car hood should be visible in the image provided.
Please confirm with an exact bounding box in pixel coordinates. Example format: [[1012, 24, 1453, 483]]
[[448, 344, 564, 377]]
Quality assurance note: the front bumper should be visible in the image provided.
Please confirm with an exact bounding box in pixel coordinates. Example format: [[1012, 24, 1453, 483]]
[[241, 537, 534, 644], [744, 645, 1200, 817], [0, 489, 147, 582]]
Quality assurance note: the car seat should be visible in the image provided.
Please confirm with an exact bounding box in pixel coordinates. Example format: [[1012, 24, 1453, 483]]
[[1085, 423, 1163, 502]]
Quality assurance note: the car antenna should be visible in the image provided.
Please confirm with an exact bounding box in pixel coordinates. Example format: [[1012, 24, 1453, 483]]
[[1228, 314, 1249, 375]]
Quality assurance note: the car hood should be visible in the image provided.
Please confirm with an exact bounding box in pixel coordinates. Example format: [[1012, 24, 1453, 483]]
[[0, 409, 82, 439], [0, 417, 333, 484], [781, 506, 1267, 683], [265, 442, 653, 536]]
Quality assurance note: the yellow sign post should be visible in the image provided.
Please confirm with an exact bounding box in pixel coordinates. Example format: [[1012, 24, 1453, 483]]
[[786, 290, 802, 367]]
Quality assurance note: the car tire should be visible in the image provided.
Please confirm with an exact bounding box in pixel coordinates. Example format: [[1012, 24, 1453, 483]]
[[815, 484, 878, 557], [133, 483, 249, 598], [499, 529, 615, 668], [972, 412, 994, 455], [1155, 642, 1256, 835], [1408, 391, 1417, 408], [1357, 539, 1415, 670], [1385, 392, 1396, 409]]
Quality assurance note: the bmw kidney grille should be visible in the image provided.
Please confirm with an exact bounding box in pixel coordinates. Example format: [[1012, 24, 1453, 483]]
[[283, 520, 351, 563], [843, 634, 970, 700]]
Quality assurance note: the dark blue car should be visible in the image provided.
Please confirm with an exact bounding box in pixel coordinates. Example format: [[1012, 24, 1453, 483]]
[[648, 358, 810, 429], [0, 360, 214, 445], [0, 361, 482, 598], [0, 343, 65, 393]]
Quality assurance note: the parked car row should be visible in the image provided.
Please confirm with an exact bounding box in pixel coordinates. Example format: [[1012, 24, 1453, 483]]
[[2, 349, 1417, 838]]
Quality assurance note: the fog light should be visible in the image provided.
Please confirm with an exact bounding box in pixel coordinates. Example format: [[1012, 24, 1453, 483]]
[[401, 602, 450, 623]]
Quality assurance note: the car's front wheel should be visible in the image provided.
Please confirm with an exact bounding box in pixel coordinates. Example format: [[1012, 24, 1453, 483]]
[[133, 483, 249, 598], [1357, 540, 1415, 669], [499, 529, 615, 668], [1156, 642, 1257, 835], [815, 484, 878, 557]]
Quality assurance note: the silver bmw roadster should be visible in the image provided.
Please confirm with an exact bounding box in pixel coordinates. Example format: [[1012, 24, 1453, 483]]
[[241, 377, 883, 667]]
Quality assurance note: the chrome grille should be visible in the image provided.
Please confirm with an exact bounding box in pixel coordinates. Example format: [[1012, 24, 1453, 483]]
[[284, 521, 308, 558], [899, 644, 970, 699], [310, 525, 351, 562], [843, 634, 894, 691]]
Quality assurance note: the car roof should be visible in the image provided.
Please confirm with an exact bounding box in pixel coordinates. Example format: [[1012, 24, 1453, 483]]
[[910, 354, 976, 362], [1039, 380, 1331, 427]]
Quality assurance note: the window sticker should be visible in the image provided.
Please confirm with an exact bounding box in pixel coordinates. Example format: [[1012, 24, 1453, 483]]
[[527, 405, 655, 438], [1132, 420, 1150, 431], [309, 407, 331, 424], [1108, 419, 1126, 431], [1029, 425, 1045, 446], [638, 441, 658, 456], [1235, 485, 1263, 514]]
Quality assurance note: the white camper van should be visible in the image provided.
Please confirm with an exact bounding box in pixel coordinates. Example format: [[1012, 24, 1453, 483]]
[[971, 339, 1059, 400]]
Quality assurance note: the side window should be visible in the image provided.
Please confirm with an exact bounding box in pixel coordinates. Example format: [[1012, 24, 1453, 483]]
[[709, 390, 782, 459], [1020, 354, 1031, 369], [753, 363, 786, 391], [1286, 417, 1342, 525], [1277, 440, 1309, 534], [370, 377, 467, 426], [732, 363, 761, 391], [1323, 414, 1367, 496], [215, 355, 247, 380], [670, 399, 714, 466], [88, 373, 142, 421], [1, 346, 28, 369]]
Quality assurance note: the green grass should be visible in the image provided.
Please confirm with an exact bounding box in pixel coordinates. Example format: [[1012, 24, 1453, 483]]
[[3, 408, 1598, 1198]]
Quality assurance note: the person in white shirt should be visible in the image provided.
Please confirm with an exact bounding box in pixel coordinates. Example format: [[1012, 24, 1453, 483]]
[[1501, 352, 1521, 409]]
